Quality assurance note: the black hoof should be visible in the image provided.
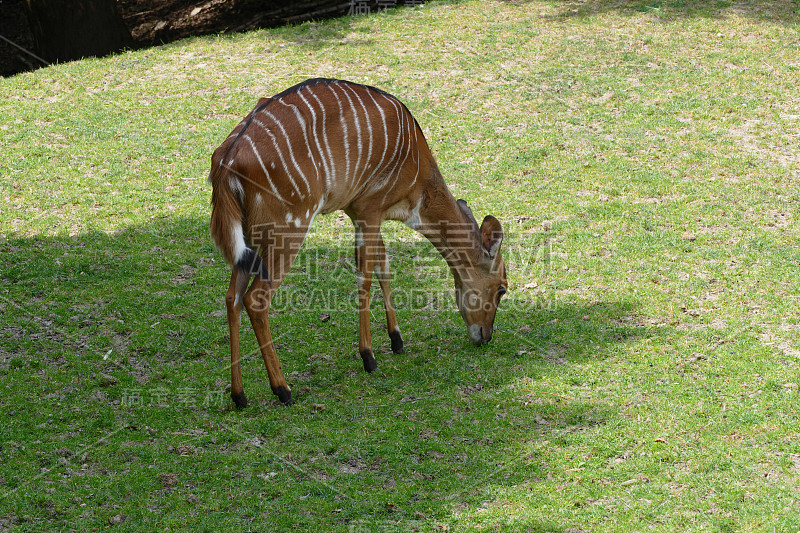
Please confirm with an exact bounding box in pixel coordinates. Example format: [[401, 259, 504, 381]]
[[272, 386, 294, 406], [231, 391, 248, 409], [360, 349, 378, 373], [389, 330, 404, 354]]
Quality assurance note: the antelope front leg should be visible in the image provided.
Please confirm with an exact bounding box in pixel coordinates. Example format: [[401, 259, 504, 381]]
[[225, 268, 251, 408], [354, 221, 379, 373], [375, 233, 404, 354]]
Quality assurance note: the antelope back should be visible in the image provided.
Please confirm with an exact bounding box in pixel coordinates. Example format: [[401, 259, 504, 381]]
[[213, 78, 430, 222]]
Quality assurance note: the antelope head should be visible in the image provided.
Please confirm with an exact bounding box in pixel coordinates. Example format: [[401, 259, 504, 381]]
[[454, 200, 507, 346]]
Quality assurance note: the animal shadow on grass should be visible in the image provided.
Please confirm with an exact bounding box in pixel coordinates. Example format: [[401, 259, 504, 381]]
[[0, 214, 657, 390], [0, 216, 665, 531], [0, 215, 657, 388]]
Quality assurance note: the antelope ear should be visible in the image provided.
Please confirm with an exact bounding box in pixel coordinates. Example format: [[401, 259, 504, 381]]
[[457, 199, 479, 230], [480, 215, 503, 258]]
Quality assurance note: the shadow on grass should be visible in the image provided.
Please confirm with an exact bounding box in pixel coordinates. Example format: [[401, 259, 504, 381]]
[[0, 217, 217, 364], [0, 216, 664, 531]]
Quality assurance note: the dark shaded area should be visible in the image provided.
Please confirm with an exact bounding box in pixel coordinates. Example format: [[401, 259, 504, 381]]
[[0, 0, 39, 74], [118, 0, 350, 46], [25, 0, 133, 64], [0, 0, 423, 77]]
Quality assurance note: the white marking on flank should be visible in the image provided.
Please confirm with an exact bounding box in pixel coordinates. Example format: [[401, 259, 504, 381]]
[[231, 223, 247, 264]]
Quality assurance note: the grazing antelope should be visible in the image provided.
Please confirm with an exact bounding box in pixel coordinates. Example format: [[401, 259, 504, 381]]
[[209, 78, 506, 407]]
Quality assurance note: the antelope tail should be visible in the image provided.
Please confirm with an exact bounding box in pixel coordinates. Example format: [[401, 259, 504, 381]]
[[208, 157, 269, 280]]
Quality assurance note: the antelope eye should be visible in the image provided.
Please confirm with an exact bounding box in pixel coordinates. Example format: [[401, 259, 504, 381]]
[[498, 286, 507, 297]]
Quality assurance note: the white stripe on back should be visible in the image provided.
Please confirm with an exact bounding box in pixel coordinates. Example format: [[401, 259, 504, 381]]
[[278, 99, 321, 188], [307, 88, 337, 190], [242, 133, 287, 204], [326, 84, 351, 187], [297, 89, 331, 189], [367, 91, 389, 180], [342, 83, 374, 188], [256, 111, 312, 196], [334, 81, 363, 188]]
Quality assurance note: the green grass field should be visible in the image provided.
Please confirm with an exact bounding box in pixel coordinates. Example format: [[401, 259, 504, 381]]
[[2, 0, 800, 530]]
